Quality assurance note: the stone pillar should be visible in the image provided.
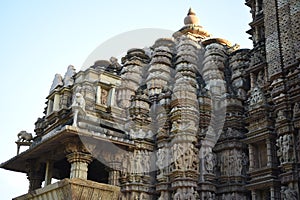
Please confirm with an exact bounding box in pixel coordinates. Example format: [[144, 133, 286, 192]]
[[47, 99, 54, 115], [254, 26, 259, 44], [27, 161, 44, 192], [250, 73, 255, 89], [66, 152, 93, 179], [27, 173, 44, 192], [255, 0, 259, 15], [108, 162, 121, 186], [61, 89, 72, 109], [249, 144, 255, 171], [53, 93, 61, 111], [270, 187, 275, 200], [96, 85, 102, 104], [44, 160, 53, 186], [266, 139, 272, 167], [251, 190, 257, 200], [109, 86, 116, 107]]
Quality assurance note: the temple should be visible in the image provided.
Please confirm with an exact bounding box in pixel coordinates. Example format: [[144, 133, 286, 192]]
[[1, 1, 300, 200]]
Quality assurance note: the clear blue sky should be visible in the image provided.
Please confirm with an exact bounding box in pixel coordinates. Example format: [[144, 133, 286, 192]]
[[0, 0, 251, 198]]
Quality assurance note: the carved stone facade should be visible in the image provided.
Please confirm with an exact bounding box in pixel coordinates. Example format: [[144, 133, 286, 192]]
[[1, 2, 300, 200], [244, 0, 300, 199]]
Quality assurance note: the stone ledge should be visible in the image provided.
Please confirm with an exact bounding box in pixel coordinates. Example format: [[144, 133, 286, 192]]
[[13, 178, 120, 200]]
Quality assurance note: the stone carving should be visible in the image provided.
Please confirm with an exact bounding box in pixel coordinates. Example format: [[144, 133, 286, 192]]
[[228, 151, 235, 176], [241, 152, 249, 175], [172, 143, 184, 170], [173, 188, 197, 200], [71, 93, 86, 127], [185, 146, 198, 170], [220, 128, 242, 139], [170, 120, 179, 132], [63, 65, 76, 87], [131, 192, 140, 200], [234, 153, 243, 175], [49, 73, 63, 92], [158, 191, 169, 200], [174, 188, 184, 200], [124, 150, 151, 175], [139, 193, 148, 200], [249, 86, 265, 107], [276, 136, 284, 163], [172, 143, 198, 171], [293, 103, 300, 117], [221, 193, 246, 200], [101, 89, 108, 105], [121, 152, 130, 175], [219, 149, 247, 176], [17, 131, 33, 142], [72, 93, 86, 110], [276, 110, 287, 122], [282, 186, 297, 200], [220, 151, 228, 176], [179, 121, 197, 132], [206, 191, 215, 200], [256, 70, 265, 87], [204, 147, 215, 173], [156, 148, 168, 177], [276, 134, 294, 163], [185, 187, 196, 200], [108, 57, 122, 74], [250, 42, 266, 66]]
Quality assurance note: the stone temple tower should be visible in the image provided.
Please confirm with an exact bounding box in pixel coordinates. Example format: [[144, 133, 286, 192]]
[[1, 2, 300, 200]]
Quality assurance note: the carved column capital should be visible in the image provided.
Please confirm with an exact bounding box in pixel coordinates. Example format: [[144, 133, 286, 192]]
[[66, 152, 93, 179], [66, 152, 93, 164], [107, 161, 121, 186], [26, 159, 44, 192], [64, 139, 95, 155]]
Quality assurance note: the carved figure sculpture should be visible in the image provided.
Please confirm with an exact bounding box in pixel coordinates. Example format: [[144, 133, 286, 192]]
[[185, 147, 197, 170], [140, 150, 150, 173], [204, 147, 214, 173], [173, 143, 184, 170], [282, 135, 290, 163], [256, 70, 264, 87], [277, 134, 294, 163], [158, 191, 169, 200], [185, 187, 196, 200], [206, 191, 215, 200], [101, 89, 108, 105], [174, 188, 184, 200], [72, 93, 86, 110], [109, 57, 122, 74], [17, 131, 33, 142], [71, 93, 86, 127], [282, 186, 298, 200], [156, 148, 167, 176], [276, 136, 284, 163]]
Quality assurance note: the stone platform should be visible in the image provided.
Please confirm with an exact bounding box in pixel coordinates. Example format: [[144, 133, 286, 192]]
[[13, 178, 120, 200]]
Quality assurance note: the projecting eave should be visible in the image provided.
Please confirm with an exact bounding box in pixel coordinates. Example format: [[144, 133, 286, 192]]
[[0, 125, 135, 174]]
